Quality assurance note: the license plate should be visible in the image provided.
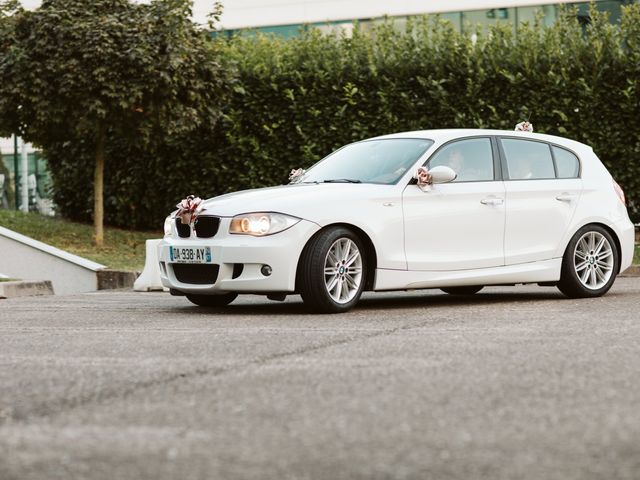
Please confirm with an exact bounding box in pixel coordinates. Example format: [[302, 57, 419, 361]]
[[169, 246, 212, 264]]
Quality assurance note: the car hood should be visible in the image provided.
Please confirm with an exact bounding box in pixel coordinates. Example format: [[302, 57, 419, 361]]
[[199, 183, 396, 221]]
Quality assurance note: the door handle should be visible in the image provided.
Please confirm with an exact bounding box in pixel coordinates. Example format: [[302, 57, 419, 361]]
[[480, 197, 504, 206], [555, 193, 576, 202]]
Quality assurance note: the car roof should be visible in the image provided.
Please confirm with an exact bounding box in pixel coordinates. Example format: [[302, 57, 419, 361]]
[[372, 129, 590, 153]]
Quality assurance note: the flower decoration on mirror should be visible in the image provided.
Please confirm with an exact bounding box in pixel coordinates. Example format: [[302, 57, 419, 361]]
[[515, 121, 534, 133], [289, 168, 306, 184], [414, 167, 433, 192], [175, 195, 204, 225]]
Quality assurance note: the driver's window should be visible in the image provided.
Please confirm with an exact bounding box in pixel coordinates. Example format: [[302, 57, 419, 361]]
[[427, 138, 494, 182]]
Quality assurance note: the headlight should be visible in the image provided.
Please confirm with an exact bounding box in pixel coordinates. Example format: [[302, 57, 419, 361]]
[[229, 212, 301, 236], [163, 215, 173, 237]]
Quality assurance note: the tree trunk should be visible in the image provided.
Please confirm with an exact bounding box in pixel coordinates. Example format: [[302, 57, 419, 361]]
[[93, 125, 106, 248]]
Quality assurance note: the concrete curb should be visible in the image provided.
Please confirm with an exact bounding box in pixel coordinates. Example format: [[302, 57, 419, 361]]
[[0, 270, 140, 298], [97, 270, 140, 290], [0, 280, 54, 299]]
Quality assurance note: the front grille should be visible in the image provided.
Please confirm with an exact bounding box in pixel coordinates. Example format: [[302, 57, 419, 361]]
[[172, 264, 219, 284], [194, 216, 220, 238], [175, 219, 191, 238]]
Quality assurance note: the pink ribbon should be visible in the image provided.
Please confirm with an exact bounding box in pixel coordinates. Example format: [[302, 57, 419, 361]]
[[175, 195, 203, 225]]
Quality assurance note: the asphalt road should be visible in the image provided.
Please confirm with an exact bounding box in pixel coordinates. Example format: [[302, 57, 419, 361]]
[[1, 279, 639, 480]]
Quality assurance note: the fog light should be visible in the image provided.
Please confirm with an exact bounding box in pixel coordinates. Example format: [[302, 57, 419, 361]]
[[261, 265, 272, 276]]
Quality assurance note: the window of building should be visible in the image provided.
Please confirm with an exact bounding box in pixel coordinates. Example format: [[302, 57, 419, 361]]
[[461, 8, 516, 34], [515, 5, 556, 27], [436, 12, 462, 32], [574, 1, 624, 26]]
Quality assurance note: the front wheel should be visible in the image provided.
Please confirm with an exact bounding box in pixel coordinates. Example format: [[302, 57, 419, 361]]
[[186, 292, 238, 307], [299, 227, 367, 313], [557, 225, 619, 298], [441, 286, 483, 295]]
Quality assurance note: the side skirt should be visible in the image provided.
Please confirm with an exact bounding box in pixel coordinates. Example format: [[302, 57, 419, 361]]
[[373, 258, 562, 291]]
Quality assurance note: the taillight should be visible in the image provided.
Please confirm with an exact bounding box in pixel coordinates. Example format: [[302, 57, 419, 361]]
[[613, 179, 626, 206]]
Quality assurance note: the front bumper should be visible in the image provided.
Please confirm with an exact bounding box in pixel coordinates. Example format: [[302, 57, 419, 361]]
[[158, 218, 320, 294]]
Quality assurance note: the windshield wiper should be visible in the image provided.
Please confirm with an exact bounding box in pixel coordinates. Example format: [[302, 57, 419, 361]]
[[322, 179, 362, 183]]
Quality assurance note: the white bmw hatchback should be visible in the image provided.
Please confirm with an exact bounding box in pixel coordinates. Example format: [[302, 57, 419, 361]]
[[159, 129, 635, 313]]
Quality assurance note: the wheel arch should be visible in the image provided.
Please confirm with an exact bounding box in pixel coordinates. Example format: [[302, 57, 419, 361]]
[[597, 223, 623, 274], [295, 223, 378, 292]]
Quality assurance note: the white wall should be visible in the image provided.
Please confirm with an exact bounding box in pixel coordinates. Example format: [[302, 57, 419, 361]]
[[0, 137, 37, 155], [0, 226, 105, 295]]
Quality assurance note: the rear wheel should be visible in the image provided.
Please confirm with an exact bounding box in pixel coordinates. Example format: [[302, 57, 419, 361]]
[[441, 286, 483, 295], [186, 293, 238, 307], [557, 225, 619, 298], [299, 227, 367, 313]]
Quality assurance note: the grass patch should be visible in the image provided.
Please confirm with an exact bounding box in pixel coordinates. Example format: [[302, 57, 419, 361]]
[[0, 210, 161, 271], [635, 243, 640, 265]]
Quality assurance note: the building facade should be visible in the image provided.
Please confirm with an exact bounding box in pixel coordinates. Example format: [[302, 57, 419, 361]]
[[218, 0, 634, 37], [0, 137, 52, 214]]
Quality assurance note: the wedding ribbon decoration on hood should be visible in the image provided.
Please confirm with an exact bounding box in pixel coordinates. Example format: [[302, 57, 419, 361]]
[[175, 195, 204, 225]]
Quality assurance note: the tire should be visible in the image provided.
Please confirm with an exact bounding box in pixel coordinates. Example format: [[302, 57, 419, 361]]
[[299, 227, 367, 313], [186, 293, 238, 307], [441, 286, 483, 295], [557, 224, 619, 298]]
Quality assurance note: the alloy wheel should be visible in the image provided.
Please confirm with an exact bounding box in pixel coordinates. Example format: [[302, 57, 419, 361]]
[[323, 238, 363, 304], [573, 231, 614, 290]]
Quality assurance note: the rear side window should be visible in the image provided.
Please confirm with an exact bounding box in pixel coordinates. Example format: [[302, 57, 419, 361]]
[[552, 146, 580, 178], [501, 139, 555, 180], [427, 138, 494, 182]]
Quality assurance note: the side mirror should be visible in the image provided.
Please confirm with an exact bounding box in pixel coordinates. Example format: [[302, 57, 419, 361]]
[[429, 166, 457, 184]]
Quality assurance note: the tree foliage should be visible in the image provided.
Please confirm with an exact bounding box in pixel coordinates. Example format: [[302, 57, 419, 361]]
[[214, 5, 640, 224], [2, 4, 640, 229], [0, 0, 228, 243]]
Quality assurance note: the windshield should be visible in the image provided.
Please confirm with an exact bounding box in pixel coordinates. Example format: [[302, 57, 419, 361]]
[[300, 138, 434, 185]]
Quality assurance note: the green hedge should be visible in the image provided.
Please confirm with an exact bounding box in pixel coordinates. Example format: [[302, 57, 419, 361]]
[[46, 5, 640, 228]]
